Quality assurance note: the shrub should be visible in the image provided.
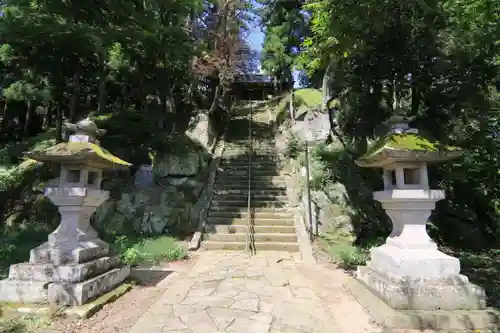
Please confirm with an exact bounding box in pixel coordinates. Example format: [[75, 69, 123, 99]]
[[285, 132, 304, 159], [116, 236, 188, 266], [322, 241, 369, 270]]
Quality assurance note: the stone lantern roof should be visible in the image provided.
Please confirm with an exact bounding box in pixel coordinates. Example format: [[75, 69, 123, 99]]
[[25, 118, 131, 169], [355, 120, 462, 168]]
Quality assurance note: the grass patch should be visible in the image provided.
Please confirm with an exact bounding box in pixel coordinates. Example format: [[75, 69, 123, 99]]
[[294, 88, 323, 107], [275, 88, 323, 127], [318, 236, 369, 270], [116, 236, 188, 266], [0, 315, 50, 333]]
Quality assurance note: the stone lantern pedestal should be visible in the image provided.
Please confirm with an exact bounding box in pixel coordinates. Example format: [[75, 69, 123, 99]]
[[0, 119, 132, 306], [355, 124, 486, 311]]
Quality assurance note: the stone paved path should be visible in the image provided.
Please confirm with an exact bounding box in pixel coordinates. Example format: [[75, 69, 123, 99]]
[[129, 251, 382, 333]]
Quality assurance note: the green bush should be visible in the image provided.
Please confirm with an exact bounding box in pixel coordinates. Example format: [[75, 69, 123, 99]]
[[285, 132, 304, 159], [114, 236, 188, 266], [321, 240, 369, 270]]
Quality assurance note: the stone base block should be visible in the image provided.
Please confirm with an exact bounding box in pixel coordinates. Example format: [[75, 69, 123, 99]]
[[9, 256, 120, 283], [370, 244, 461, 279], [0, 280, 48, 303], [357, 265, 486, 310], [30, 240, 109, 265], [48, 266, 130, 306], [345, 275, 499, 331]]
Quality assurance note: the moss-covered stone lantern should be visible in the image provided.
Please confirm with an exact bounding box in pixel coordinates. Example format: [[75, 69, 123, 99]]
[[354, 119, 486, 311], [0, 118, 132, 307]]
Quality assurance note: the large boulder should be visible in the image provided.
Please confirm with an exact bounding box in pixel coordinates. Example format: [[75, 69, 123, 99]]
[[186, 113, 216, 152], [153, 151, 206, 177], [152, 134, 211, 178], [94, 179, 204, 235]]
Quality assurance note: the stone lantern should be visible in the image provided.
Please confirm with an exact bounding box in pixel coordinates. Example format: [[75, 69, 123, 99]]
[[0, 118, 132, 306], [354, 120, 486, 310]]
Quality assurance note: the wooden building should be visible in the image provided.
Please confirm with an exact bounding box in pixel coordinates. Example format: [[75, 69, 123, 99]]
[[231, 74, 290, 100]]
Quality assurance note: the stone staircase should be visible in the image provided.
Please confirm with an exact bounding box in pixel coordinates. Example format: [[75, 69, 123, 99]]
[[202, 103, 299, 252]]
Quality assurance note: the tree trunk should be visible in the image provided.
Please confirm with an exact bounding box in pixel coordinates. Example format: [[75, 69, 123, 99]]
[[55, 101, 63, 142], [45, 101, 53, 129], [23, 100, 32, 137], [0, 102, 8, 135], [97, 57, 107, 114], [322, 60, 335, 112], [69, 64, 82, 122]]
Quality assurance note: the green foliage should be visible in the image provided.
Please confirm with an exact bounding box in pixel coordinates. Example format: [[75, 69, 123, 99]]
[[258, 0, 310, 87], [294, 88, 323, 108], [284, 132, 304, 159], [0, 226, 52, 279], [275, 88, 323, 126], [113, 236, 187, 266], [0, 315, 50, 333]]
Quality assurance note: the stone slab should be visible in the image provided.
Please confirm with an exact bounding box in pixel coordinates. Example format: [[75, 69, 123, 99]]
[[48, 266, 130, 306], [357, 265, 486, 310], [9, 256, 120, 283], [64, 283, 133, 319], [30, 240, 109, 265], [369, 244, 461, 279], [0, 280, 48, 303], [345, 275, 499, 331]]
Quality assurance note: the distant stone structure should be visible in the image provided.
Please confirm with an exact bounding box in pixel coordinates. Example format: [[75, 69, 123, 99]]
[[291, 108, 330, 143], [355, 120, 486, 310], [0, 118, 132, 306]]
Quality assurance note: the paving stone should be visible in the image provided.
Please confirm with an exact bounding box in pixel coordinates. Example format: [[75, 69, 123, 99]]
[[173, 304, 206, 317], [231, 298, 260, 312], [206, 306, 253, 319], [159, 318, 189, 332], [226, 317, 271, 333], [213, 316, 236, 330], [128, 251, 382, 333]]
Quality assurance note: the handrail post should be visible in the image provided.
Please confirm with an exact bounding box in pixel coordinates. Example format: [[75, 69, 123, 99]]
[[304, 140, 314, 242]]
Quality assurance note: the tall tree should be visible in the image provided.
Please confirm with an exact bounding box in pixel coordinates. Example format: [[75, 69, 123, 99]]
[[258, 0, 309, 92]]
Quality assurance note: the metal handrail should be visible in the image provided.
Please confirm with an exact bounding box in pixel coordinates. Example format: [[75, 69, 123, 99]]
[[245, 100, 253, 255]]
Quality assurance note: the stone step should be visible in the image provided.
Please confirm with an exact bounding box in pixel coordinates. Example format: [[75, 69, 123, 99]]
[[8, 256, 120, 283], [201, 241, 299, 252], [223, 150, 277, 155], [48, 266, 130, 306], [220, 160, 278, 165], [223, 156, 279, 160], [205, 224, 296, 234], [223, 152, 277, 156], [217, 170, 280, 176], [209, 205, 291, 213], [215, 173, 283, 180], [203, 232, 298, 243], [216, 175, 286, 182], [212, 193, 289, 205], [215, 184, 287, 191], [207, 216, 294, 225], [211, 200, 288, 208], [215, 178, 286, 185], [218, 167, 280, 174], [213, 189, 286, 196], [0, 280, 48, 303]]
